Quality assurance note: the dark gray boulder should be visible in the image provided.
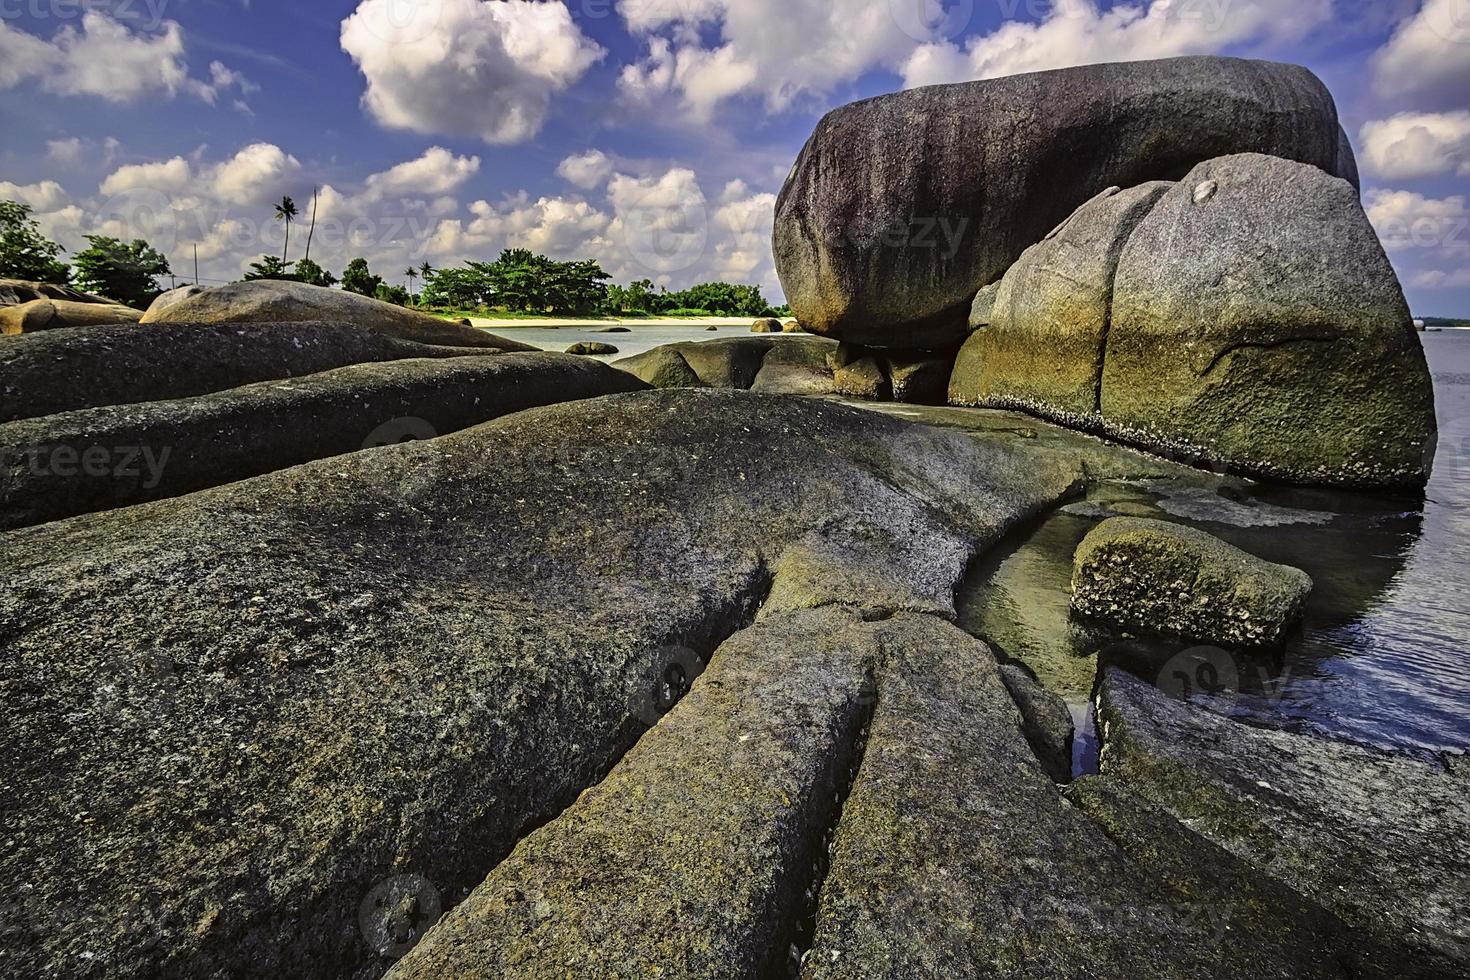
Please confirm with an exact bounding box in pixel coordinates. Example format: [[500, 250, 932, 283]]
[[0, 390, 1080, 979], [1096, 668, 1470, 974], [1103, 153, 1435, 488], [0, 320, 509, 423], [950, 182, 1174, 421], [139, 280, 535, 351], [615, 337, 839, 394], [0, 353, 646, 529], [774, 56, 1357, 348], [564, 341, 618, 355], [1072, 517, 1312, 647]]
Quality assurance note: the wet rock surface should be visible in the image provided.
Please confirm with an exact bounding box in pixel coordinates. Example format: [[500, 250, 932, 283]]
[[1096, 668, 1470, 974], [1072, 517, 1313, 648], [0, 353, 645, 529], [775, 56, 1355, 348]]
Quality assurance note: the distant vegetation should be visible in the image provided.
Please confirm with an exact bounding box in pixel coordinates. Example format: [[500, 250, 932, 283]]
[[1420, 317, 1470, 329], [0, 196, 790, 318]]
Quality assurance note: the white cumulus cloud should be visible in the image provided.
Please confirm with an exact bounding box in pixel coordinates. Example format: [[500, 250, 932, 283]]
[[209, 143, 304, 207], [0, 179, 72, 213], [556, 150, 615, 190], [340, 0, 603, 144], [616, 0, 920, 119], [901, 0, 1334, 88], [1360, 111, 1470, 179], [1372, 0, 1470, 103], [0, 12, 248, 106]]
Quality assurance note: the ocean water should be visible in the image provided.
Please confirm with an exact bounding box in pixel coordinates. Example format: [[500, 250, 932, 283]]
[[957, 330, 1470, 758]]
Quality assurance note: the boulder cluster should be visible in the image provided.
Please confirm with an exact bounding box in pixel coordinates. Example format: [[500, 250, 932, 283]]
[[772, 55, 1435, 490], [0, 55, 1460, 980]]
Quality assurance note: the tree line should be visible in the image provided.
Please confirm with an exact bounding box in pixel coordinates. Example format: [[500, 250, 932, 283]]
[[1, 196, 788, 317]]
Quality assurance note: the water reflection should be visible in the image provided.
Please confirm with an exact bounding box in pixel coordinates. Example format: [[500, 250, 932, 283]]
[[957, 331, 1470, 757]]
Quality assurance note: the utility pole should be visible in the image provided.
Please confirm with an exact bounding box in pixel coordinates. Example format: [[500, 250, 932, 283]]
[[194, 244, 199, 285]]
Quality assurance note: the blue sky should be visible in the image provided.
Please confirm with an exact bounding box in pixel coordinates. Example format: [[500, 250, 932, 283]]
[[2, 0, 1468, 314]]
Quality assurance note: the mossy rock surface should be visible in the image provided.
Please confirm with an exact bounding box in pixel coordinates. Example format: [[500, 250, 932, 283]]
[[1072, 516, 1312, 647]]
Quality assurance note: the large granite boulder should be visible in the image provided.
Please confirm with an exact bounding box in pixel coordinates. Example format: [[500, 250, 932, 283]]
[[774, 56, 1358, 348], [0, 353, 645, 529], [1, 298, 143, 334], [1072, 517, 1313, 648], [0, 390, 1080, 979], [1096, 668, 1469, 974], [951, 182, 1174, 423], [1102, 153, 1434, 488], [139, 280, 535, 351], [953, 153, 1435, 489], [0, 278, 114, 307], [0, 320, 507, 423]]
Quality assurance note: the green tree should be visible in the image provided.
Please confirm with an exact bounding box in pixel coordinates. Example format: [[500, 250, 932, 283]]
[[293, 257, 336, 288], [0, 200, 70, 283], [71, 236, 170, 309], [274, 195, 298, 263], [375, 282, 410, 306], [243, 255, 296, 281], [404, 266, 419, 302], [340, 257, 382, 296]]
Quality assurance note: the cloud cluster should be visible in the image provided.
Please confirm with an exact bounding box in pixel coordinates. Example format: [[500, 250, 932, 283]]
[[1360, 111, 1470, 180], [422, 154, 781, 290], [0, 12, 249, 105], [616, 0, 919, 119], [1371, 0, 1470, 104], [340, 0, 604, 144], [902, 0, 1334, 88], [5, 139, 783, 300], [1366, 188, 1470, 290]]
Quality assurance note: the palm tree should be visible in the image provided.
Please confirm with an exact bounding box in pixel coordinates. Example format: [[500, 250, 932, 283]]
[[419, 261, 434, 282], [274, 196, 298, 263], [303, 187, 320, 263], [404, 267, 419, 304]]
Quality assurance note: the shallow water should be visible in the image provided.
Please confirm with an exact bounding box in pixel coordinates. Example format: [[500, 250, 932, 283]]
[[493, 324, 811, 360], [956, 329, 1470, 760]]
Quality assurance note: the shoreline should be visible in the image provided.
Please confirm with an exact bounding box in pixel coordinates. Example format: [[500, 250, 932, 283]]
[[465, 316, 756, 330]]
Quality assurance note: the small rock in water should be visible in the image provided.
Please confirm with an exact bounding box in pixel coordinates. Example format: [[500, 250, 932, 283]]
[[1071, 516, 1312, 647], [565, 342, 619, 356]]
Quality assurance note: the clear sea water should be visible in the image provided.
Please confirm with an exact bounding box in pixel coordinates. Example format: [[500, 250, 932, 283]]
[[490, 323, 808, 360]]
